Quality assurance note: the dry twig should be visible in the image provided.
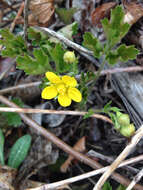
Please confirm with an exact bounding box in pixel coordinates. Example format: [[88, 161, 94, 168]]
[[34, 26, 94, 56], [126, 168, 143, 190], [24, 0, 31, 40], [87, 150, 139, 174], [10, 2, 24, 32], [93, 125, 143, 190], [26, 155, 143, 190], [0, 107, 112, 124], [0, 81, 41, 94]]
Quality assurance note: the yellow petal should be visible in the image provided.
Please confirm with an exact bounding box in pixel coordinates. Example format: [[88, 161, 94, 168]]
[[68, 87, 82, 102], [58, 94, 71, 107], [62, 75, 77, 87], [41, 86, 58, 99], [46, 72, 61, 84]]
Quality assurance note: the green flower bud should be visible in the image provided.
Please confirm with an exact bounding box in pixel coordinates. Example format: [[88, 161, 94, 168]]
[[117, 113, 130, 126], [120, 124, 135, 137], [63, 51, 76, 63]]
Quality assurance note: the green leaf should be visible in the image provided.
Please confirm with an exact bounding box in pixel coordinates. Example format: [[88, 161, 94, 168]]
[[55, 8, 77, 24], [50, 44, 65, 72], [106, 50, 120, 65], [8, 134, 31, 169], [110, 6, 124, 29], [84, 109, 94, 119], [83, 32, 103, 58], [17, 48, 52, 75], [0, 129, 5, 165], [28, 27, 47, 46], [72, 22, 78, 36], [117, 44, 139, 62], [2, 112, 22, 127], [102, 182, 112, 190], [116, 185, 126, 190], [101, 6, 130, 48], [0, 28, 27, 57], [0, 98, 23, 127], [103, 101, 112, 113]]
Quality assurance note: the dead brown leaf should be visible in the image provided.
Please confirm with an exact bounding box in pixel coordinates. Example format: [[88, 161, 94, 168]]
[[29, 0, 55, 26], [123, 1, 143, 25], [60, 136, 86, 173], [91, 2, 117, 28], [0, 165, 17, 190]]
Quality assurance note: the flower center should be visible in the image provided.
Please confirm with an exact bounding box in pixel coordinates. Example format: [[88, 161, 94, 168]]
[[56, 83, 66, 95]]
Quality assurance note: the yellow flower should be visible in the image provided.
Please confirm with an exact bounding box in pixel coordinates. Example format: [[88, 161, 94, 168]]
[[41, 72, 82, 107]]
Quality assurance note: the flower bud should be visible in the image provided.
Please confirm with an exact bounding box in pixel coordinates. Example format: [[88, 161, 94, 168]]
[[117, 113, 130, 126], [120, 124, 135, 137], [63, 51, 76, 63]]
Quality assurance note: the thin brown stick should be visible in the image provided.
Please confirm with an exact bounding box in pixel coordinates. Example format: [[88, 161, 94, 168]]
[[0, 81, 41, 94], [100, 66, 143, 76], [24, 0, 30, 40], [26, 155, 143, 190], [126, 168, 143, 190], [0, 107, 112, 124], [93, 125, 143, 190], [0, 95, 143, 190], [87, 150, 139, 174], [10, 2, 24, 32]]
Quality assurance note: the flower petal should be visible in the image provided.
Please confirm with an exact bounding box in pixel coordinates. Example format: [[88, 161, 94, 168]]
[[42, 86, 58, 99], [68, 87, 82, 102], [46, 72, 61, 84], [58, 94, 71, 107], [62, 75, 77, 87]]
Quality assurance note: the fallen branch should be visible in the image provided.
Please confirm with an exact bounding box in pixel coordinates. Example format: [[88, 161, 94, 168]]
[[0, 107, 112, 124], [26, 155, 143, 190], [126, 168, 143, 190], [0, 81, 41, 94], [10, 2, 24, 32]]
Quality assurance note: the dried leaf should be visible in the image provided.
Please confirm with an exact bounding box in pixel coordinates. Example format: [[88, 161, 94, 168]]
[[0, 165, 17, 190], [91, 2, 117, 27], [60, 136, 86, 173], [0, 57, 15, 78], [29, 0, 55, 26], [124, 2, 143, 25]]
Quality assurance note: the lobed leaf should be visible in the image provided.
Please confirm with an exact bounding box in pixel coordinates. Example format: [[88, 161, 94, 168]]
[[101, 6, 130, 48], [0, 28, 27, 57], [82, 32, 103, 58], [117, 44, 139, 61], [17, 49, 52, 75]]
